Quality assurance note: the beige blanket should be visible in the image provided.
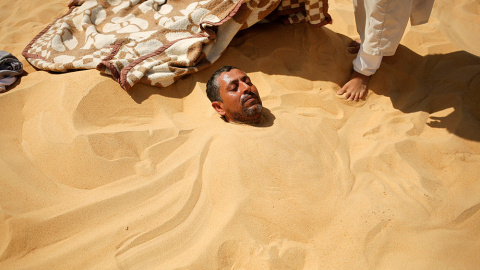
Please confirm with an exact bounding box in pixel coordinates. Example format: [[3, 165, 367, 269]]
[[22, 0, 330, 90], [22, 0, 280, 90]]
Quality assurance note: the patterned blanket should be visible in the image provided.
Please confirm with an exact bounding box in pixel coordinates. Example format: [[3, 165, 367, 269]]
[[277, 0, 330, 26], [23, 0, 330, 90]]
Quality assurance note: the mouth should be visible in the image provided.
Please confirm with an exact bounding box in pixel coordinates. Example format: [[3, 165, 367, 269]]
[[242, 94, 258, 106]]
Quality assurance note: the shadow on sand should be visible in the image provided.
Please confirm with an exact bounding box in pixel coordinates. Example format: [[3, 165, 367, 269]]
[[126, 21, 480, 141]]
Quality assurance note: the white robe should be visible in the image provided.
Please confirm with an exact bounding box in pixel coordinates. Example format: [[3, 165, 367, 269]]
[[353, 0, 435, 76], [355, 0, 435, 56]]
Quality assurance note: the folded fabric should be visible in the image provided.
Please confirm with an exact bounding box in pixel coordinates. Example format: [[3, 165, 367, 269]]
[[22, 0, 331, 90], [0, 51, 23, 93], [0, 77, 18, 92], [23, 0, 282, 90]]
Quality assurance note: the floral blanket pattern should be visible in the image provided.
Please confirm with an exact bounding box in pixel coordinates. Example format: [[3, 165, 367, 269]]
[[23, 0, 330, 90]]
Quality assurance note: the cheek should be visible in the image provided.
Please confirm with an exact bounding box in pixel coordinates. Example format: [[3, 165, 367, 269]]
[[226, 94, 241, 108]]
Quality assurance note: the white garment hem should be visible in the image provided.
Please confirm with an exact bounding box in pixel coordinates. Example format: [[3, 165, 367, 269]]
[[352, 45, 383, 76]]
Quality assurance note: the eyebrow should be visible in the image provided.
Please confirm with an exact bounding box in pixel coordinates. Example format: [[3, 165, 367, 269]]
[[226, 75, 249, 85]]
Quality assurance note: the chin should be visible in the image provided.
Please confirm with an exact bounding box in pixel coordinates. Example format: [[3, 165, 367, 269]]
[[245, 108, 263, 124], [228, 105, 263, 124], [250, 114, 262, 123], [246, 104, 262, 116]]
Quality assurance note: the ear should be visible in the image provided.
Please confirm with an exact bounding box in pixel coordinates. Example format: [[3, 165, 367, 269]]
[[211, 101, 226, 116]]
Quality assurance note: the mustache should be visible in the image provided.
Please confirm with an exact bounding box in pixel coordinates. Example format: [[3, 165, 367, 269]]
[[241, 92, 259, 105]]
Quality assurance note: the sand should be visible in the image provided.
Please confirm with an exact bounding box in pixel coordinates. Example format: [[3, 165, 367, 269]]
[[1, 0, 480, 269]]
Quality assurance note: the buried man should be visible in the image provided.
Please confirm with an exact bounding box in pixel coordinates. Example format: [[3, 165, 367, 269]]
[[206, 66, 263, 124]]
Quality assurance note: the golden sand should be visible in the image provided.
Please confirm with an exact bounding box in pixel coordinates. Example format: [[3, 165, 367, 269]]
[[1, 0, 479, 269]]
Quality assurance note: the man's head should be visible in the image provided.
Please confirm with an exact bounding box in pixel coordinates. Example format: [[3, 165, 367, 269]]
[[206, 66, 263, 124]]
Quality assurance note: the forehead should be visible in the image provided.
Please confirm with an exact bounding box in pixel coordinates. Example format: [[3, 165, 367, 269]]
[[218, 69, 247, 86]]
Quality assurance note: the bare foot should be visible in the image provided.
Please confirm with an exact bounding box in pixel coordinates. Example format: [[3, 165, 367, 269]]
[[337, 71, 370, 101]]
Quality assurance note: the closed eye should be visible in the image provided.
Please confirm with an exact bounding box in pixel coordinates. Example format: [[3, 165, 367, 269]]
[[229, 83, 238, 91], [242, 77, 252, 86]]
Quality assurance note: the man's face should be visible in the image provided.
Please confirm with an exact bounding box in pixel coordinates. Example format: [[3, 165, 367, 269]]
[[213, 69, 263, 124]]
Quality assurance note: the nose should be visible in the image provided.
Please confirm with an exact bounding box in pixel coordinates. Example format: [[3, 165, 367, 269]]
[[240, 81, 251, 94]]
